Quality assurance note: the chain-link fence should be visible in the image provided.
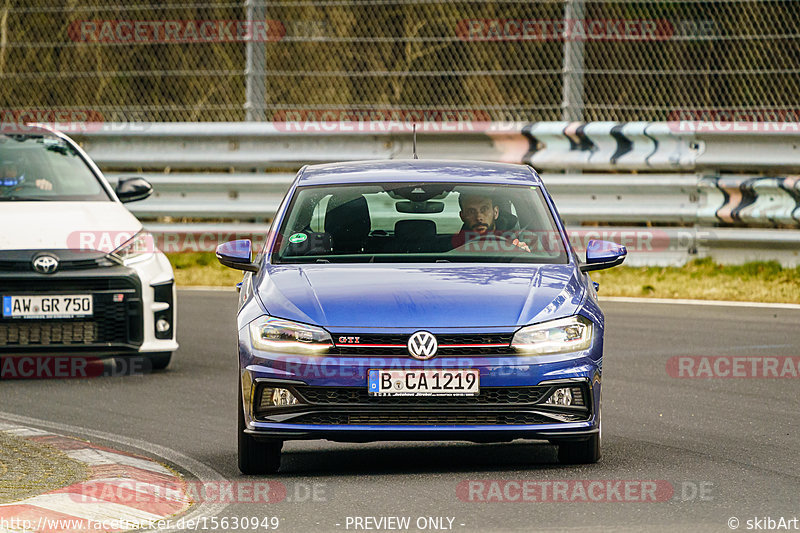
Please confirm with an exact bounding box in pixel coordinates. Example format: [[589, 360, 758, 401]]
[[0, 0, 797, 123]]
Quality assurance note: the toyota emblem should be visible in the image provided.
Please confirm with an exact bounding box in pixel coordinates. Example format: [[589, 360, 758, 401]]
[[407, 331, 438, 360], [32, 254, 59, 274]]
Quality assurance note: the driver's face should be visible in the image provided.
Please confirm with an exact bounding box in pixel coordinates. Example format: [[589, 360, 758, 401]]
[[460, 196, 498, 234], [2, 164, 17, 178]]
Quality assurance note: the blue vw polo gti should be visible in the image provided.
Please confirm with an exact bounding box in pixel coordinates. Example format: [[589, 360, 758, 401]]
[[217, 160, 626, 474]]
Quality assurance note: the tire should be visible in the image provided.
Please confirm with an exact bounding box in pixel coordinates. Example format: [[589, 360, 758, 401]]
[[238, 385, 282, 474], [557, 433, 600, 464], [558, 396, 602, 465], [142, 352, 172, 371]]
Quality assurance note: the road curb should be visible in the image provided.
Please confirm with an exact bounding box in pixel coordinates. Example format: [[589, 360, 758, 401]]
[[0, 423, 191, 532]]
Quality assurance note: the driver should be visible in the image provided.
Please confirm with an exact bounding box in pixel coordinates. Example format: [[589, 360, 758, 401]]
[[456, 193, 530, 252], [0, 161, 53, 191]]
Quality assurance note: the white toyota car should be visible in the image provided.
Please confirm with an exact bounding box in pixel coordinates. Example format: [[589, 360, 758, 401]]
[[0, 125, 177, 369]]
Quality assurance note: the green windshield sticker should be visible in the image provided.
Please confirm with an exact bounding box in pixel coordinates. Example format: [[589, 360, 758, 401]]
[[288, 233, 308, 244]]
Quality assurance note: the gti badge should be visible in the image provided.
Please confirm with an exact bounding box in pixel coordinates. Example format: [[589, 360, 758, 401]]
[[32, 254, 59, 274], [407, 331, 438, 360]]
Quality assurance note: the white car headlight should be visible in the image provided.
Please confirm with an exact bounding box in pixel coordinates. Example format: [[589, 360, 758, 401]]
[[109, 231, 155, 265], [511, 315, 593, 355], [249, 316, 333, 354]]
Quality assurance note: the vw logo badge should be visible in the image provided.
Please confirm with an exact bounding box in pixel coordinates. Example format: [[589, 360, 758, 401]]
[[407, 331, 438, 360], [32, 254, 59, 274]]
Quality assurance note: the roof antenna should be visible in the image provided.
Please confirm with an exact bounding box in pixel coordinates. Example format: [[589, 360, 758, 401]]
[[412, 124, 419, 159]]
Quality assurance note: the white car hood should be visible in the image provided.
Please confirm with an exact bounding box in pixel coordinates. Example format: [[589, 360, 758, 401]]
[[0, 201, 143, 252]]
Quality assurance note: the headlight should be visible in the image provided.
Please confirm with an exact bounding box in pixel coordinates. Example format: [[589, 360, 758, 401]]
[[511, 315, 593, 355], [109, 231, 155, 265], [249, 316, 333, 354]]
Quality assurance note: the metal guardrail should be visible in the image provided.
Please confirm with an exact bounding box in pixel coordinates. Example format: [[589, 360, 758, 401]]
[[78, 121, 800, 173], [79, 122, 528, 169], [523, 122, 800, 172], [105, 172, 293, 219], [69, 122, 800, 266], [111, 172, 799, 228], [112, 172, 702, 223]]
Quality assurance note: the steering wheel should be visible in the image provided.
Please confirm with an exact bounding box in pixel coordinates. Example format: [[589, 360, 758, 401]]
[[448, 231, 530, 254]]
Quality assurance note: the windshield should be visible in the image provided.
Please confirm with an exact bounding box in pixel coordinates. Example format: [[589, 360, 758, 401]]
[[272, 182, 569, 264], [0, 133, 110, 201]]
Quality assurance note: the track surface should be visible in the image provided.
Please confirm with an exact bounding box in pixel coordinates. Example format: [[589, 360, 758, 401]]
[[2, 290, 799, 532]]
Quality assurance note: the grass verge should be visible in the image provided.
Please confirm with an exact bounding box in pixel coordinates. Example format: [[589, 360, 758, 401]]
[[167, 254, 800, 304], [590, 258, 800, 303], [0, 431, 89, 504], [168, 252, 243, 288]]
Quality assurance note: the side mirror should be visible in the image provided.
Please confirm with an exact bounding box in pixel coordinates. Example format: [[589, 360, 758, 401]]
[[216, 240, 259, 273], [115, 177, 153, 203], [579, 239, 627, 272]]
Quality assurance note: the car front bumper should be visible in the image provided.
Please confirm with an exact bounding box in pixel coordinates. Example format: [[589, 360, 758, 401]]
[[0, 251, 177, 354], [238, 333, 602, 443]]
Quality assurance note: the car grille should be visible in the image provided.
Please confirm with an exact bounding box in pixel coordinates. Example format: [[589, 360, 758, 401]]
[[292, 386, 551, 406], [0, 278, 136, 292], [0, 277, 142, 349], [0, 251, 115, 272], [0, 321, 99, 345], [287, 412, 560, 425], [0, 257, 114, 271], [254, 384, 591, 425], [332, 333, 514, 356]]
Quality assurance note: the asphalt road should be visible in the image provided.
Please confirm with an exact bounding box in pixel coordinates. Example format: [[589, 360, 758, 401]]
[[2, 289, 800, 533]]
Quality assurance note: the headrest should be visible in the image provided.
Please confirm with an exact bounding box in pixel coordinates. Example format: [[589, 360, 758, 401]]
[[324, 194, 371, 253]]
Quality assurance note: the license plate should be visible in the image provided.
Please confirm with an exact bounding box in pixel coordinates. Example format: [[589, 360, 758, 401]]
[[368, 369, 479, 396], [2, 295, 93, 319]]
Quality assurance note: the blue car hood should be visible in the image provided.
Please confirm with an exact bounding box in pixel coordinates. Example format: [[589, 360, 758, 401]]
[[256, 264, 584, 329]]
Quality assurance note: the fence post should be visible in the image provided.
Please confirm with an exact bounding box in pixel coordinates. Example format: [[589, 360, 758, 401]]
[[561, 0, 585, 122], [245, 0, 267, 121]]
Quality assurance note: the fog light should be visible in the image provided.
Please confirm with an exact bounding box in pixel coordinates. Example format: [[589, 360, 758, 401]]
[[258, 387, 299, 410], [155, 318, 171, 333], [272, 388, 298, 406], [545, 387, 574, 406]]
